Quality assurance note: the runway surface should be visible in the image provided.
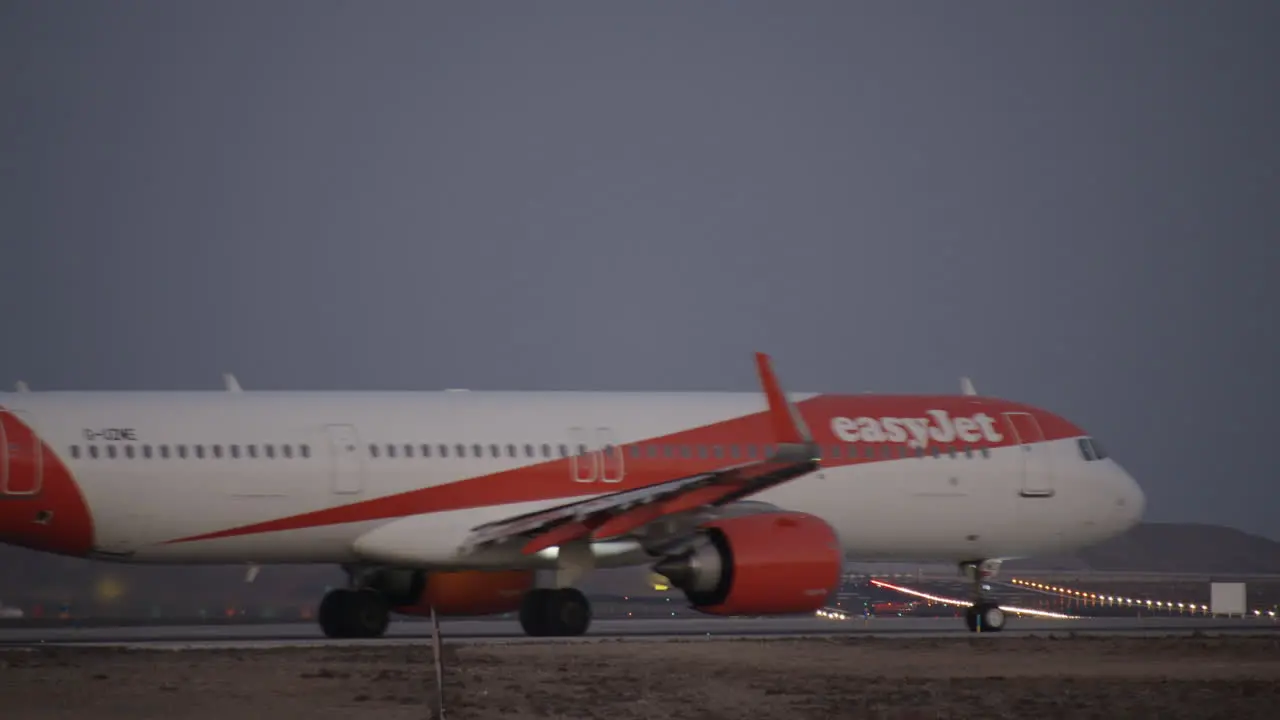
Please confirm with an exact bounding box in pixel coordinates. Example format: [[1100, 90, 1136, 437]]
[[3, 615, 1277, 649]]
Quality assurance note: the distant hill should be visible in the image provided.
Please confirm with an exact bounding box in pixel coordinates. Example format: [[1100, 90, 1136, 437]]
[[1004, 522, 1280, 575], [3, 522, 1279, 617]]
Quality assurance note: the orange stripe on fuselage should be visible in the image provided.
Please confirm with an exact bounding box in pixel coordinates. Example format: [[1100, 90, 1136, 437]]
[[161, 395, 1084, 545]]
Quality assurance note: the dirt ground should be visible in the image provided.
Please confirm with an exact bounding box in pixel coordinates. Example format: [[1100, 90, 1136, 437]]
[[4, 635, 1280, 719]]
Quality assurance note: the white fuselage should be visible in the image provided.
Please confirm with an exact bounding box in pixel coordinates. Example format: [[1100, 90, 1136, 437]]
[[0, 390, 1145, 571]]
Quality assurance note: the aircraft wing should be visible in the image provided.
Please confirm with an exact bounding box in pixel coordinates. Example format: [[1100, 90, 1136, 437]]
[[458, 353, 820, 557]]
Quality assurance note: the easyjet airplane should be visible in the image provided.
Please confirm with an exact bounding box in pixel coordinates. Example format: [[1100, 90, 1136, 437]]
[[0, 354, 1143, 636]]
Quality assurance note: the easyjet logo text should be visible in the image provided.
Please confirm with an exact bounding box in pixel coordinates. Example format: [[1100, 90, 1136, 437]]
[[829, 411, 1003, 449]]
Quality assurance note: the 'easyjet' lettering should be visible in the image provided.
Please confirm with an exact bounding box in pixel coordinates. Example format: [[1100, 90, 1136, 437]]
[[830, 411, 1003, 449]]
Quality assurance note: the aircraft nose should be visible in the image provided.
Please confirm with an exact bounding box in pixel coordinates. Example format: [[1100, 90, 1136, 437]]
[[1114, 467, 1145, 531]]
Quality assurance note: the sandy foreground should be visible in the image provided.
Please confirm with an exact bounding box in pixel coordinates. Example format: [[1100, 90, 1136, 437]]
[[4, 635, 1280, 719]]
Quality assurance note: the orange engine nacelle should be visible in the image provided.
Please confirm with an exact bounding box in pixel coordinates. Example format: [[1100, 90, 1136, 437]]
[[652, 511, 843, 616], [383, 569, 535, 617]]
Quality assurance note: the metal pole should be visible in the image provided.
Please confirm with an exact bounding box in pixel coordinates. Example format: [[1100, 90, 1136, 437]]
[[429, 605, 446, 720]]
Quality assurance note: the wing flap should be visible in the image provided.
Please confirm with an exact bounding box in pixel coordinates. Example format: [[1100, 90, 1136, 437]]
[[458, 352, 821, 556]]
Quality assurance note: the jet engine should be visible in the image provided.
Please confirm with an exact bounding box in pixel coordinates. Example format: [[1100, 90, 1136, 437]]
[[364, 568, 534, 617], [652, 511, 842, 615]]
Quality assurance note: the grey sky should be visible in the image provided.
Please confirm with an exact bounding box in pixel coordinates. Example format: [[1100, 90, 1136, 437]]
[[2, 2, 1278, 538]]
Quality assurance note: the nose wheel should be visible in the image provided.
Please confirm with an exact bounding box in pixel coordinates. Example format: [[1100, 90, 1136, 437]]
[[965, 602, 1006, 632], [960, 560, 1006, 633]]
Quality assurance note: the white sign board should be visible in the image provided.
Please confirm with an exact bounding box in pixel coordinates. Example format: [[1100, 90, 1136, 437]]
[[1210, 582, 1247, 616]]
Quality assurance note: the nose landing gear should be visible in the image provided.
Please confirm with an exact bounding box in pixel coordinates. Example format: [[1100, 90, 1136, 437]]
[[960, 560, 1006, 633]]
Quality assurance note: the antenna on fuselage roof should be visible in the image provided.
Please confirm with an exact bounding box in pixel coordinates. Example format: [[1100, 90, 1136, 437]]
[[223, 373, 242, 393], [14, 381, 29, 392], [960, 377, 977, 396]]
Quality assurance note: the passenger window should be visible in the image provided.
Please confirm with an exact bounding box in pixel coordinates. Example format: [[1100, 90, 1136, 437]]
[[421, 444, 432, 458], [178, 445, 188, 459], [930, 447, 939, 459], [247, 445, 257, 459], [301, 444, 310, 458], [541, 444, 551, 458], [386, 444, 396, 458], [507, 444, 517, 458], [125, 445, 135, 459], [525, 444, 535, 457], [70, 445, 80, 459], [370, 444, 380, 458], [230, 445, 240, 459], [265, 445, 275, 459], [472, 444, 483, 457], [89, 445, 99, 459], [284, 445, 294, 459], [105, 445, 116, 459], [455, 444, 466, 457], [159, 445, 169, 459], [212, 445, 223, 459], [558, 444, 568, 458], [981, 447, 991, 459], [490, 444, 501, 458], [439, 444, 450, 458], [194, 445, 205, 459]]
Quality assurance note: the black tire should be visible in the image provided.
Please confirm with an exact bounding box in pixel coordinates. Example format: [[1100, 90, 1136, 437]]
[[319, 589, 353, 638], [348, 589, 391, 638], [317, 588, 390, 639], [519, 589, 550, 636], [549, 588, 591, 637], [519, 588, 592, 637]]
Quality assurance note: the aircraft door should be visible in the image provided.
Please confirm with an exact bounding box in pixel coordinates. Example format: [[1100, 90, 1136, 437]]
[[1002, 412, 1055, 498], [324, 424, 365, 495], [568, 427, 596, 483], [0, 410, 43, 496]]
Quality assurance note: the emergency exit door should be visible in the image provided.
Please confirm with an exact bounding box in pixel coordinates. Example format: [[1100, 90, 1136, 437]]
[[324, 424, 365, 495]]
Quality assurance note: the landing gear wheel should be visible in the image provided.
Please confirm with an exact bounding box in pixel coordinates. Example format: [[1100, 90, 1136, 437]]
[[318, 588, 391, 639], [965, 602, 1005, 633], [519, 588, 592, 637], [519, 589, 551, 637]]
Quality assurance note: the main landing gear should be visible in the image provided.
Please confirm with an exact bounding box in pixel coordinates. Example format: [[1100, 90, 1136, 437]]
[[318, 587, 391, 639], [518, 588, 592, 637], [961, 559, 1006, 633]]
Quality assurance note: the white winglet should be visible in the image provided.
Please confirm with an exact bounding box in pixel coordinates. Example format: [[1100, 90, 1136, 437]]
[[223, 373, 242, 393], [960, 377, 977, 396]]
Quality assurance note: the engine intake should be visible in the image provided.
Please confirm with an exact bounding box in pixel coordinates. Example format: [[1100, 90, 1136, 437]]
[[653, 511, 842, 616]]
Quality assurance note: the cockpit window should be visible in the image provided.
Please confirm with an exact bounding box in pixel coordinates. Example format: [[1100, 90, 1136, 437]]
[[1077, 437, 1108, 461]]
